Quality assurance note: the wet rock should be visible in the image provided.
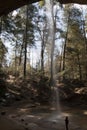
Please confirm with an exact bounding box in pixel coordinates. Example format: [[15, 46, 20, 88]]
[[1, 111, 6, 115], [28, 123, 38, 130], [21, 118, 25, 122], [25, 122, 28, 125]]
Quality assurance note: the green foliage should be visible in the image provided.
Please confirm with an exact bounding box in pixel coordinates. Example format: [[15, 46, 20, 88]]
[[63, 6, 85, 80], [37, 76, 51, 104], [39, 0, 45, 7]]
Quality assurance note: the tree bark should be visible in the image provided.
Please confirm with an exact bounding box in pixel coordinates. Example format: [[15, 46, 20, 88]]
[[41, 41, 44, 75], [77, 53, 82, 81], [24, 6, 28, 78], [62, 7, 70, 80]]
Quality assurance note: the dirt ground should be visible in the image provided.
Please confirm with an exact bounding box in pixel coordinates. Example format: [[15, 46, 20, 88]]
[[0, 101, 87, 130]]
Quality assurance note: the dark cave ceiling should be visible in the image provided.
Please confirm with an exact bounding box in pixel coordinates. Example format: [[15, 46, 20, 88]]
[[0, 0, 87, 16]]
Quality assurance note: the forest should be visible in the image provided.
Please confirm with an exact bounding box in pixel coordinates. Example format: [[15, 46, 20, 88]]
[[0, 0, 87, 130]]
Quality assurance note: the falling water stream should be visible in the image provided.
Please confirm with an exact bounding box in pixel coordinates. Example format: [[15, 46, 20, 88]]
[[45, 0, 62, 121], [45, 0, 55, 85]]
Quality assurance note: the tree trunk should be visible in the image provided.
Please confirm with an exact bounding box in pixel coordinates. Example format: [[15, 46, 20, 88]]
[[77, 53, 82, 81], [23, 6, 28, 78], [15, 41, 17, 77], [41, 41, 44, 76], [62, 9, 70, 80], [19, 43, 23, 66]]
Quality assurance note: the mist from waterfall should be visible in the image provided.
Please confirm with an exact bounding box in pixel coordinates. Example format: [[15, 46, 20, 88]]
[[45, 0, 61, 116], [45, 0, 55, 85]]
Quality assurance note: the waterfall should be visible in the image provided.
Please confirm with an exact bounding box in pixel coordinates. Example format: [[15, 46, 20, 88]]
[[45, 0, 61, 116], [45, 0, 55, 86]]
